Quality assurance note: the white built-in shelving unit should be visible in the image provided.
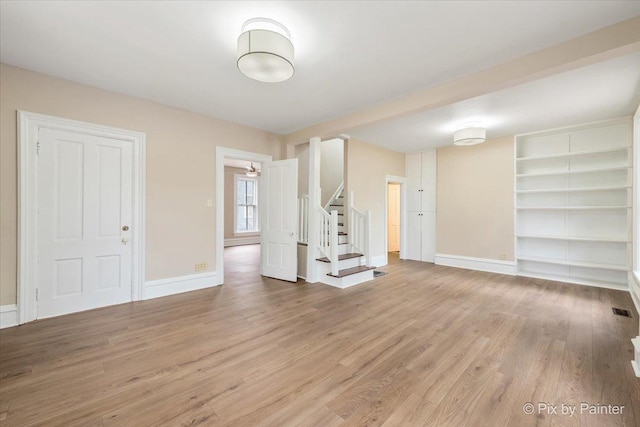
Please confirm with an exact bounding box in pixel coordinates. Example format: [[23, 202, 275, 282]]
[[515, 117, 633, 289]]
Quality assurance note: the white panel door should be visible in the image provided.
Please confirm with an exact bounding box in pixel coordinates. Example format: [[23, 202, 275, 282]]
[[421, 150, 437, 212], [38, 128, 133, 319], [406, 212, 422, 261], [260, 159, 298, 282], [406, 153, 422, 212], [387, 184, 401, 252], [421, 211, 436, 263]]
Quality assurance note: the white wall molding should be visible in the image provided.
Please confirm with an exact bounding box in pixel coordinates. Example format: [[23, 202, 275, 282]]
[[144, 272, 219, 300], [0, 305, 18, 329], [224, 236, 260, 247], [435, 253, 517, 275]]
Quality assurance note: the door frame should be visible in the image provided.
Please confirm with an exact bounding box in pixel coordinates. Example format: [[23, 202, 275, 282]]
[[384, 175, 407, 264], [215, 146, 272, 284], [17, 111, 146, 324]]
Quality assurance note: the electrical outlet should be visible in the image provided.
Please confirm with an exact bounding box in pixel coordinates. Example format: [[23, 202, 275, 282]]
[[500, 253, 506, 260], [195, 262, 208, 271]]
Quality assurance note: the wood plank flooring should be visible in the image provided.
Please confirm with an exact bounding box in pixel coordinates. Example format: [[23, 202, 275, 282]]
[[1, 245, 639, 426]]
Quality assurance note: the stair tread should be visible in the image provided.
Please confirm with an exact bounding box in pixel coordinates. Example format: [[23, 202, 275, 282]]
[[327, 265, 375, 278], [316, 253, 364, 263]]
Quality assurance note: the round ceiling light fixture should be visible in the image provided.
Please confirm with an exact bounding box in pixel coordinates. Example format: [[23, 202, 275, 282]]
[[453, 123, 486, 146], [237, 18, 294, 83]]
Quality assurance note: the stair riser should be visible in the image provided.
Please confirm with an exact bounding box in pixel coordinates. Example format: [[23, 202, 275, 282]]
[[338, 244, 350, 255], [320, 270, 374, 289], [315, 257, 363, 273]]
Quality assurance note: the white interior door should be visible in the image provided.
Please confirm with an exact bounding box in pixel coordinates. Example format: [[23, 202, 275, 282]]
[[421, 211, 436, 262], [406, 212, 422, 261], [38, 128, 134, 319], [260, 159, 298, 282], [387, 183, 401, 252]]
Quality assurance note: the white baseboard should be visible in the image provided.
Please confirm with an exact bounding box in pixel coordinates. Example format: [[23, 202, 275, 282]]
[[435, 253, 517, 275], [371, 255, 387, 268], [144, 271, 219, 300], [0, 304, 18, 329], [224, 236, 260, 247]]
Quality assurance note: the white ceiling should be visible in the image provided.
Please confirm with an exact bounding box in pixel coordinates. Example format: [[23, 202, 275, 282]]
[[350, 53, 640, 152], [1, 1, 639, 136]]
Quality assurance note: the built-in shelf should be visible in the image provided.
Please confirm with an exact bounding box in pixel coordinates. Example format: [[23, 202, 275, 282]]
[[516, 206, 630, 210], [515, 146, 629, 162], [515, 234, 630, 243], [516, 185, 631, 194], [514, 118, 632, 290], [517, 256, 628, 271], [516, 165, 630, 178]]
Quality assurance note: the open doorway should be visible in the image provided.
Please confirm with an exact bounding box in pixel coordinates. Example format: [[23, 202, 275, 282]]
[[223, 158, 262, 282], [384, 175, 407, 265], [215, 147, 272, 285], [388, 183, 401, 253]]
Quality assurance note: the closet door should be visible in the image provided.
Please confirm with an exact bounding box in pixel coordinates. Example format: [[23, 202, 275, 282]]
[[421, 211, 436, 262], [406, 212, 422, 261], [421, 150, 437, 212], [406, 153, 422, 212]]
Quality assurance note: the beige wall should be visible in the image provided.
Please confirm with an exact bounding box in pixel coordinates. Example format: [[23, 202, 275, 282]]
[[294, 143, 309, 197], [346, 139, 405, 262], [436, 136, 514, 261], [320, 138, 344, 206], [0, 63, 284, 305]]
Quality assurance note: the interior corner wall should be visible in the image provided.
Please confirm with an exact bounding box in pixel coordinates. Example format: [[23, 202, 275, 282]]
[[320, 138, 344, 206], [294, 143, 310, 197], [0, 63, 284, 306], [346, 138, 405, 262], [436, 136, 515, 261]]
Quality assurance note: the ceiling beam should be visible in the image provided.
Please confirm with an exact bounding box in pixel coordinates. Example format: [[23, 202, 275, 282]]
[[284, 15, 640, 144]]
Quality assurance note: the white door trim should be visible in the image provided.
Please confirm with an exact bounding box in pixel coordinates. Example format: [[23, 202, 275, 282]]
[[17, 111, 146, 324], [384, 175, 407, 265], [215, 146, 272, 284]]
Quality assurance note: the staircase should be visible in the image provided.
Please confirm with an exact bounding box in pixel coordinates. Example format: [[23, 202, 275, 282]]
[[315, 186, 375, 288]]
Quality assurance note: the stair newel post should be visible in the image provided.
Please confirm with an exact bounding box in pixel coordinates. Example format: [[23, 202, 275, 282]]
[[330, 210, 339, 276], [365, 210, 372, 267], [348, 190, 355, 253]]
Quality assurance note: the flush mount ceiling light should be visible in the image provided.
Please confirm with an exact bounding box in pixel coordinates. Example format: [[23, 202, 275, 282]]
[[453, 124, 486, 146], [237, 18, 294, 83]]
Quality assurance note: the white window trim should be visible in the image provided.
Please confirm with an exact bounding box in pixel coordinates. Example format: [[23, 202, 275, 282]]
[[233, 174, 260, 236]]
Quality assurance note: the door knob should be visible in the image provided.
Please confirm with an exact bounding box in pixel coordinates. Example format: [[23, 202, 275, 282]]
[[122, 225, 129, 231], [122, 238, 130, 245]]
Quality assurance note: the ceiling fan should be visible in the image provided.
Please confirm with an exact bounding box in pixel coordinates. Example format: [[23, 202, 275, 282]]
[[245, 162, 260, 177]]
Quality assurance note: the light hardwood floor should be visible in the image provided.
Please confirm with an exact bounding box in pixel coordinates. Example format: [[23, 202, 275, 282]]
[[1, 245, 639, 426]]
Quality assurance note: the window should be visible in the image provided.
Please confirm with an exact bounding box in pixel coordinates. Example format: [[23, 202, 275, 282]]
[[235, 175, 259, 233]]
